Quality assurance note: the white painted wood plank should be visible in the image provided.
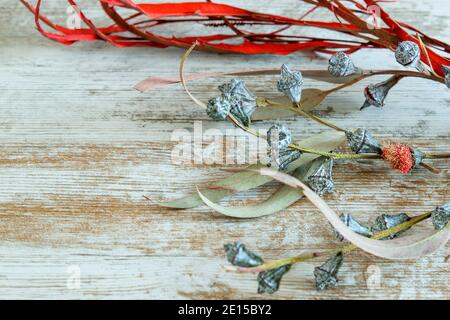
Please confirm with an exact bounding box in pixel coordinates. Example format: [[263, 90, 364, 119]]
[[0, 0, 448, 299]]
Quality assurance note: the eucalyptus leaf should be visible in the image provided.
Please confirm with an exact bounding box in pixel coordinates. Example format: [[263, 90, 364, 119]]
[[301, 88, 328, 111], [196, 163, 312, 218], [135, 69, 364, 92], [253, 89, 328, 121], [252, 106, 297, 120], [258, 168, 450, 260], [302, 70, 363, 84], [160, 131, 346, 209]]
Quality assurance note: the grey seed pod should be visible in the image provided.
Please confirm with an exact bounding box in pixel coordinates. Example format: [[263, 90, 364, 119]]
[[395, 41, 420, 68], [257, 264, 291, 294], [431, 202, 450, 230], [268, 148, 302, 171], [219, 79, 256, 114], [267, 124, 292, 150], [277, 64, 304, 103], [206, 96, 231, 120], [412, 148, 424, 168], [371, 213, 411, 240], [306, 157, 334, 196], [442, 65, 450, 89], [335, 213, 373, 241], [229, 98, 252, 126], [361, 76, 400, 110], [314, 252, 343, 291], [224, 242, 264, 268], [345, 128, 381, 154], [328, 52, 360, 77], [218, 79, 256, 126]]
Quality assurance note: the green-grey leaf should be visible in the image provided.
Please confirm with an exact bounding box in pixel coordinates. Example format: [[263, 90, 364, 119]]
[[159, 130, 345, 209], [253, 89, 327, 121], [196, 163, 312, 218], [302, 70, 363, 84]]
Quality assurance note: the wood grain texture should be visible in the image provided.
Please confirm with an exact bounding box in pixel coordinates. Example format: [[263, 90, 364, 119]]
[[0, 0, 448, 299]]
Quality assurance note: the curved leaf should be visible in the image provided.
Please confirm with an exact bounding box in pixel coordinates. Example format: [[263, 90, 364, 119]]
[[160, 131, 346, 208], [259, 168, 450, 260], [196, 164, 311, 218]]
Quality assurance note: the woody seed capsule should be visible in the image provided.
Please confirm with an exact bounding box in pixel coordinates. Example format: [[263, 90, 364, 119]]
[[224, 242, 264, 267], [206, 95, 231, 120], [306, 157, 334, 196], [257, 264, 291, 294], [371, 213, 411, 240], [412, 148, 424, 168], [361, 76, 400, 110], [335, 213, 373, 241], [277, 64, 304, 104], [328, 52, 361, 77], [268, 148, 302, 171], [219, 78, 257, 126], [345, 128, 381, 154], [267, 124, 292, 150], [314, 252, 343, 291], [266, 124, 301, 170], [395, 41, 421, 69], [431, 202, 450, 230]]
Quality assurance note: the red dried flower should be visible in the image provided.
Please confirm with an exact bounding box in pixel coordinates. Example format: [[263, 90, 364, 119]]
[[382, 143, 414, 174]]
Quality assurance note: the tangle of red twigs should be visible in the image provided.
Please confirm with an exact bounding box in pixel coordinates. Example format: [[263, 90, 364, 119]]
[[21, 0, 449, 76]]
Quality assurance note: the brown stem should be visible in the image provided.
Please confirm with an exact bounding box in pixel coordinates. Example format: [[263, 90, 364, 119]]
[[425, 152, 450, 159], [420, 162, 441, 174]]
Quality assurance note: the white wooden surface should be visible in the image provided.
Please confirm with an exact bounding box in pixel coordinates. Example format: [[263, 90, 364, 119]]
[[0, 0, 448, 299]]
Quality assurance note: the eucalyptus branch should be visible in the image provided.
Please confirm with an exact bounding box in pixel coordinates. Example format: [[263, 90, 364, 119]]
[[180, 42, 449, 174], [295, 102, 346, 132], [226, 211, 432, 273]]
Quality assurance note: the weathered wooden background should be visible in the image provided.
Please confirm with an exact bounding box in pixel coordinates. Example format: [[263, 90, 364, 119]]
[[0, 0, 448, 299]]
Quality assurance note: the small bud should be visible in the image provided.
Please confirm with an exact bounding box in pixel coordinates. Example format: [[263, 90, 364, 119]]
[[328, 52, 361, 77], [371, 213, 411, 240], [306, 157, 334, 196], [442, 65, 450, 89], [395, 41, 420, 68], [335, 213, 373, 241], [268, 148, 302, 171], [224, 242, 264, 267], [277, 64, 304, 103], [267, 124, 292, 150], [206, 96, 231, 120], [314, 252, 343, 291], [345, 128, 381, 154], [361, 76, 400, 110], [257, 264, 291, 294], [431, 202, 450, 230]]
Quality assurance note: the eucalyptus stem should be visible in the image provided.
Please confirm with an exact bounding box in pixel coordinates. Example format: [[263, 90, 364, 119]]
[[425, 152, 450, 159], [362, 69, 443, 83], [227, 211, 432, 273], [294, 102, 346, 132], [288, 144, 380, 160], [420, 162, 441, 174]]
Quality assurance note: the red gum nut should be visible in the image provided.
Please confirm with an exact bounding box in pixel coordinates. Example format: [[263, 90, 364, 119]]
[[381, 143, 414, 174]]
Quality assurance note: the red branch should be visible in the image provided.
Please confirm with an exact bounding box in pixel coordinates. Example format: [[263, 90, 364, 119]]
[[20, 0, 449, 76]]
